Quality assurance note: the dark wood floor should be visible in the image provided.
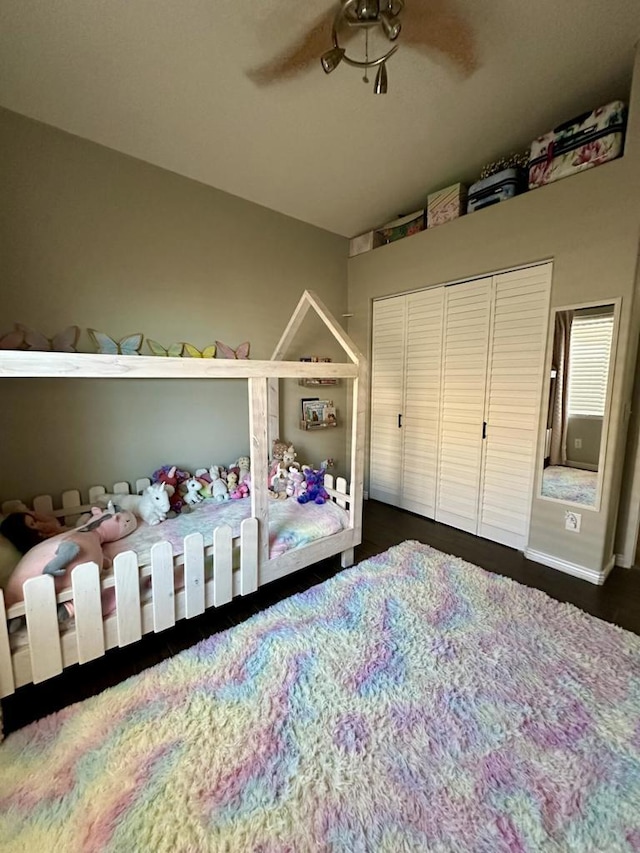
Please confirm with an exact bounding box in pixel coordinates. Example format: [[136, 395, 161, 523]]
[[3, 499, 639, 735]]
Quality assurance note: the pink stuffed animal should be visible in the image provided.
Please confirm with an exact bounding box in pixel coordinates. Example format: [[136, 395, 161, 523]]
[[5, 506, 137, 622]]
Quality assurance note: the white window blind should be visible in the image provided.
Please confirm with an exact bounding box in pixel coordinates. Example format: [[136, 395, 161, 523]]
[[567, 313, 614, 417]]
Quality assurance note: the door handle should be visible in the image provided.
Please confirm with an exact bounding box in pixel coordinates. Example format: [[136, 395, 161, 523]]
[[482, 421, 487, 439], [398, 414, 402, 428]]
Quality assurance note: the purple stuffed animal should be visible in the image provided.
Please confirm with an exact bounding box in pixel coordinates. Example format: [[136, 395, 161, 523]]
[[297, 467, 329, 505]]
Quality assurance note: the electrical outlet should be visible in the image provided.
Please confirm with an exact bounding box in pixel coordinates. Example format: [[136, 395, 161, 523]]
[[565, 511, 582, 532], [574, 438, 582, 449]]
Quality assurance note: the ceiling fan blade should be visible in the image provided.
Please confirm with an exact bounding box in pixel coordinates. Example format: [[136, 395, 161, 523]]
[[402, 0, 479, 76], [247, 6, 360, 85]]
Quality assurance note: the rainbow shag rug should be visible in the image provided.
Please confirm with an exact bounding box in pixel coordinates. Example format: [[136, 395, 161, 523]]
[[1, 540, 640, 852]]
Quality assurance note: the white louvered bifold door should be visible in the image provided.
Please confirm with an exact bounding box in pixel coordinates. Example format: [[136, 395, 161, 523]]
[[369, 296, 406, 505], [400, 288, 444, 518], [436, 278, 492, 533], [478, 264, 551, 549]]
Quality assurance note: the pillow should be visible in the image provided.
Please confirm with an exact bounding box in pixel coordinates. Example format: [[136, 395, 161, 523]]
[[0, 534, 22, 590]]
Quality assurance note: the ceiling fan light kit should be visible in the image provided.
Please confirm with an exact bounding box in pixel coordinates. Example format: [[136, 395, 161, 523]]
[[321, 0, 404, 93]]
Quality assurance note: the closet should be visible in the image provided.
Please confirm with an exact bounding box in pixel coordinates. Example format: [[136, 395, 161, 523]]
[[369, 262, 552, 550]]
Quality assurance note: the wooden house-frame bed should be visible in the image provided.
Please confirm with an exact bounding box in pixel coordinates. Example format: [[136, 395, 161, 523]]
[[0, 291, 366, 699]]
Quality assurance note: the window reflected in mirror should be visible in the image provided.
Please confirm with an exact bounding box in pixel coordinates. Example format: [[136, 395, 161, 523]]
[[541, 303, 615, 508]]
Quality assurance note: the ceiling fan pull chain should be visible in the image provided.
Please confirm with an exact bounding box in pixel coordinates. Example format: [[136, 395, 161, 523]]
[[363, 27, 369, 83]]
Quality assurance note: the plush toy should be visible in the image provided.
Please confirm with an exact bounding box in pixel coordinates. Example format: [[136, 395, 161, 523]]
[[269, 438, 292, 494], [194, 468, 214, 499], [271, 439, 289, 464], [298, 466, 329, 505], [5, 505, 138, 623], [181, 477, 204, 506], [236, 456, 251, 494], [282, 445, 300, 472], [209, 465, 229, 502], [226, 471, 239, 497], [269, 462, 289, 499], [286, 467, 307, 500], [99, 482, 170, 526], [152, 465, 192, 515]]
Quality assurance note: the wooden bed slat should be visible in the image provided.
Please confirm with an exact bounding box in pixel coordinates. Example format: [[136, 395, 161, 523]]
[[24, 575, 63, 683], [113, 481, 130, 495], [114, 551, 142, 647], [336, 477, 348, 509], [62, 489, 82, 525], [249, 378, 270, 566], [33, 494, 54, 515], [72, 561, 105, 664], [213, 524, 233, 606], [183, 532, 205, 619], [151, 541, 175, 632], [88, 485, 106, 505], [0, 590, 15, 697], [240, 517, 259, 595], [136, 478, 151, 494]]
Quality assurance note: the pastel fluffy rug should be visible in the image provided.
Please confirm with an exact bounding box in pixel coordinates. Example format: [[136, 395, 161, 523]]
[[1, 541, 640, 852]]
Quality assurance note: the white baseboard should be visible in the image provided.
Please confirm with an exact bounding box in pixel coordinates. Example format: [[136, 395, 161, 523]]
[[615, 552, 634, 569], [525, 548, 615, 586], [363, 490, 369, 501]]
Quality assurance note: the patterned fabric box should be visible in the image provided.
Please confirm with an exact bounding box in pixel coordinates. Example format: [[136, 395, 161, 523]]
[[528, 100, 627, 189], [467, 168, 526, 214], [427, 183, 468, 228], [376, 210, 426, 244]]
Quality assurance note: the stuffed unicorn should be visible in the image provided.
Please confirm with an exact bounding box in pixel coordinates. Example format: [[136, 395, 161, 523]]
[[98, 482, 170, 526], [182, 477, 204, 506]]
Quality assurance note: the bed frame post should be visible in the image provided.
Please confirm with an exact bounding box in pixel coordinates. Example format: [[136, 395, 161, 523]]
[[249, 377, 270, 569], [267, 378, 279, 450]]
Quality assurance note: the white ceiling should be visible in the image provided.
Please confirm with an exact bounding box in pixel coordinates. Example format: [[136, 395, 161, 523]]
[[0, 1, 639, 237]]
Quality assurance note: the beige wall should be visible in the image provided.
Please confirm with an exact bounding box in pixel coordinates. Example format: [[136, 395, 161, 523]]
[[348, 47, 640, 574], [566, 417, 602, 469], [0, 108, 349, 503]]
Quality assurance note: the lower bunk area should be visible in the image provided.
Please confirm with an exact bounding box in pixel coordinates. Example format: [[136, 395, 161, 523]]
[[0, 477, 356, 697]]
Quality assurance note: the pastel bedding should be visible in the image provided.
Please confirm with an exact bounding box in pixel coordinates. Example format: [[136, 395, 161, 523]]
[[102, 497, 349, 566]]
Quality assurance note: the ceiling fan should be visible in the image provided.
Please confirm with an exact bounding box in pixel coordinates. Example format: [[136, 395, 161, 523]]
[[247, 0, 478, 93]]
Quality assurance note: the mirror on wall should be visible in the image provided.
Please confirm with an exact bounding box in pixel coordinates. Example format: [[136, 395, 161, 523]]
[[540, 302, 617, 509]]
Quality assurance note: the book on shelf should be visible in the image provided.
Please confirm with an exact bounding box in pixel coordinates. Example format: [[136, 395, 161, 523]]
[[301, 399, 337, 428]]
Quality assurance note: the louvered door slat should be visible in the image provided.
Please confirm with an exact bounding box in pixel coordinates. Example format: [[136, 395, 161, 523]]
[[436, 278, 492, 533], [478, 263, 552, 549], [400, 288, 444, 517], [370, 298, 405, 505]]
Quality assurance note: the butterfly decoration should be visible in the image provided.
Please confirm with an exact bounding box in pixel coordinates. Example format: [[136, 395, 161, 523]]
[[0, 328, 25, 350], [181, 343, 217, 359], [147, 340, 185, 358], [215, 340, 250, 359], [88, 329, 144, 356], [16, 324, 79, 353]]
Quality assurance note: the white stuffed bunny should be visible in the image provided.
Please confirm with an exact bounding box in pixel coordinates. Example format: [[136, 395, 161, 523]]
[[209, 466, 229, 502], [98, 482, 170, 526]]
